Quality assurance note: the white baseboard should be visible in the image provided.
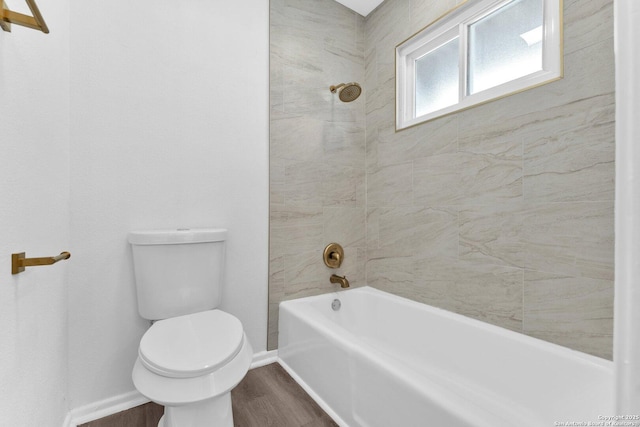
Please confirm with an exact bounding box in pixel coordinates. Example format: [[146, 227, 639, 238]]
[[63, 390, 149, 427], [62, 350, 279, 427], [250, 349, 278, 369]]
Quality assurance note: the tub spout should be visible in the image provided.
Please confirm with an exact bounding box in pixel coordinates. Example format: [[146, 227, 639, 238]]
[[330, 274, 350, 288]]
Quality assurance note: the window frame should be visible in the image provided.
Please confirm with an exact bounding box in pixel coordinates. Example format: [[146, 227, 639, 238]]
[[395, 0, 563, 131]]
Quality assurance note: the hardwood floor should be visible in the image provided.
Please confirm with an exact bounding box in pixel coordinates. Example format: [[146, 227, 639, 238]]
[[78, 402, 163, 427], [232, 363, 338, 427], [79, 363, 337, 427]]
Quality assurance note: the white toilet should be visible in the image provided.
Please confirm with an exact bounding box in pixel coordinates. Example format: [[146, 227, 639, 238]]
[[128, 228, 253, 427]]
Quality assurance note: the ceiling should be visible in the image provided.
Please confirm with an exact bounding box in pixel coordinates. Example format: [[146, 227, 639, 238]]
[[334, 0, 385, 16]]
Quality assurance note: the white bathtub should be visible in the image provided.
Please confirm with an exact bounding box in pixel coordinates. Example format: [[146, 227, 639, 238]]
[[278, 286, 613, 427]]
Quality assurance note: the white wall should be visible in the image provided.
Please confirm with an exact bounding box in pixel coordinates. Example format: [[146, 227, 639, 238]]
[[1, 0, 268, 421], [0, 0, 71, 425], [67, 0, 269, 410], [614, 0, 640, 414]]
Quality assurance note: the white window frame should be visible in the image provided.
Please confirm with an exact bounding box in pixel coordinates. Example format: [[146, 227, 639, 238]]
[[396, 0, 562, 130]]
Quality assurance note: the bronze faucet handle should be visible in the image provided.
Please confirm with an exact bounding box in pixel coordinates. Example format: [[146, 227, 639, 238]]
[[323, 243, 344, 268]]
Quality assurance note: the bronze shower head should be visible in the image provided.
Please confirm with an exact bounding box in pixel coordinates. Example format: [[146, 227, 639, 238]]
[[330, 82, 362, 102]]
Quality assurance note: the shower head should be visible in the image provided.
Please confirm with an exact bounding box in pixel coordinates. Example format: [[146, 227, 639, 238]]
[[330, 82, 362, 102]]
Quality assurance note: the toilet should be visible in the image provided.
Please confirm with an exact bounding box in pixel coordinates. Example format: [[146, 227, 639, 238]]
[[128, 228, 253, 427]]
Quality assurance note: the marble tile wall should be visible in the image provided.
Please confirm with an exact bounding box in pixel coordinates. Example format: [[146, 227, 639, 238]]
[[268, 0, 366, 349], [364, 0, 614, 359], [269, 0, 615, 359]]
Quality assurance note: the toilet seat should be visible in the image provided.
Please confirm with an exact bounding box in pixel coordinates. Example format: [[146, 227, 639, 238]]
[[132, 332, 253, 407], [139, 310, 244, 379]]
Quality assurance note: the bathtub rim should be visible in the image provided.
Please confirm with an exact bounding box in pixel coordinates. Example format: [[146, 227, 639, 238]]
[[278, 285, 613, 370]]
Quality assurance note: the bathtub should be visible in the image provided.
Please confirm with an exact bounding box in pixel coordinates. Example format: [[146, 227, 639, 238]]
[[278, 286, 613, 427]]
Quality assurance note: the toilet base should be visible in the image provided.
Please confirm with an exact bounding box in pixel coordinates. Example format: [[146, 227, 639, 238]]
[[158, 392, 233, 427]]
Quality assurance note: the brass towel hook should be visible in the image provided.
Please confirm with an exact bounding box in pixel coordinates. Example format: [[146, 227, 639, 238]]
[[12, 251, 70, 275], [1, 0, 49, 34]]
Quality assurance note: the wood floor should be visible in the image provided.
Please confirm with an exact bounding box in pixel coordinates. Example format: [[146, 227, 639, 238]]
[[232, 363, 337, 427], [79, 363, 337, 427], [78, 402, 163, 427]]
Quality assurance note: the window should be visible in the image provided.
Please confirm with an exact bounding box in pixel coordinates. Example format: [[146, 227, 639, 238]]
[[396, 0, 562, 130]]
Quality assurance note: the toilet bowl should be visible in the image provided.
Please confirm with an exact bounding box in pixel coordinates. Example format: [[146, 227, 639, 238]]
[[132, 310, 253, 427], [128, 228, 252, 427]]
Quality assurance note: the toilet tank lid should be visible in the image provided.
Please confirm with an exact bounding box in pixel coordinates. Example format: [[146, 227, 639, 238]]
[[128, 228, 227, 245]]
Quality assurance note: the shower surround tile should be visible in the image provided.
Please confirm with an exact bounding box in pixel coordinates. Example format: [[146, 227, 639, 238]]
[[270, 156, 286, 206], [360, 0, 614, 360], [322, 165, 360, 206], [522, 201, 614, 281], [413, 260, 524, 332], [271, 113, 325, 161], [563, 0, 613, 55], [366, 256, 415, 290], [270, 205, 323, 257], [459, 201, 614, 281], [367, 206, 458, 260], [268, 0, 365, 350], [412, 153, 463, 206], [323, 207, 366, 247], [269, 0, 615, 360], [447, 266, 523, 333], [462, 151, 522, 206], [367, 163, 413, 207], [522, 94, 615, 204], [523, 270, 613, 359], [285, 250, 326, 286], [459, 204, 526, 269], [322, 122, 366, 168], [284, 160, 325, 207], [374, 115, 458, 168]]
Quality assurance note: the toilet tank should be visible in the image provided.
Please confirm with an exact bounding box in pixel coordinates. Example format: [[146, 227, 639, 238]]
[[128, 228, 227, 320]]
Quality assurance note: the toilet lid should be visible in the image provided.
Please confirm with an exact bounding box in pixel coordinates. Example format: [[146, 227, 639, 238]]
[[139, 310, 244, 379]]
